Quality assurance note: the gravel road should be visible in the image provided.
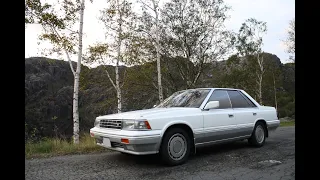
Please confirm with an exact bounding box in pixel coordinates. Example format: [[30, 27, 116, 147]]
[[25, 126, 295, 180]]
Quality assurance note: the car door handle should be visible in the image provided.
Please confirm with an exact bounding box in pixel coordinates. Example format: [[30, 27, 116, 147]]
[[228, 114, 234, 118], [253, 112, 257, 116]]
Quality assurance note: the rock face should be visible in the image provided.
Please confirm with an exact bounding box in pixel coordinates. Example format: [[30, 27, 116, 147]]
[[25, 57, 75, 140], [25, 53, 295, 140]]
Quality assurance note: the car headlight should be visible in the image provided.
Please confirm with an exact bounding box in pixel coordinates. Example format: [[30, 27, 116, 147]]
[[94, 118, 100, 127], [122, 120, 152, 130]]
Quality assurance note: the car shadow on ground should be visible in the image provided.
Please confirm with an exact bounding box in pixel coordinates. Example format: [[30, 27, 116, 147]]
[[105, 140, 258, 167]]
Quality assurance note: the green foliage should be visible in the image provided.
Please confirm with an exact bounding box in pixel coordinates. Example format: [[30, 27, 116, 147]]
[[122, 62, 159, 110], [96, 0, 139, 65], [236, 18, 267, 56], [280, 121, 295, 127], [277, 91, 295, 118], [161, 0, 236, 87], [25, 133, 105, 159], [25, 0, 80, 55]]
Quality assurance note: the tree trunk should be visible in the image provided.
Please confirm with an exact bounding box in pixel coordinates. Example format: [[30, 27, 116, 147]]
[[72, 73, 80, 144], [154, 1, 163, 102], [258, 75, 263, 105], [116, 0, 122, 113], [273, 72, 278, 110], [115, 65, 122, 113], [73, 0, 85, 144], [256, 53, 264, 105]]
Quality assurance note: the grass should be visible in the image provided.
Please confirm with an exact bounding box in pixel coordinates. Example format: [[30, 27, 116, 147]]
[[280, 121, 295, 127], [25, 133, 108, 159]]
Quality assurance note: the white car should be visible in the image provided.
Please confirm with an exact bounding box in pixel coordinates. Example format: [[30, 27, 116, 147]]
[[90, 88, 280, 165]]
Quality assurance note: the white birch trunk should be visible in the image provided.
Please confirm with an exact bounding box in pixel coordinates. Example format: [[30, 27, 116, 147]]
[[273, 72, 278, 110], [115, 65, 122, 113], [73, 0, 85, 144], [258, 74, 263, 105], [116, 0, 122, 113], [152, 0, 163, 102], [256, 53, 264, 105]]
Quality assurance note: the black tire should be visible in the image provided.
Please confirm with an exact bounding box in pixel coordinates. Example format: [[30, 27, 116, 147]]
[[248, 122, 267, 147], [160, 128, 191, 166]]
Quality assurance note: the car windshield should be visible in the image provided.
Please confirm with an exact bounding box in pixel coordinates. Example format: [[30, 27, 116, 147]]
[[156, 89, 210, 108]]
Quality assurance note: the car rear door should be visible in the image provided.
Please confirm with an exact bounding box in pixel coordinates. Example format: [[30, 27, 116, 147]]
[[226, 90, 258, 137]]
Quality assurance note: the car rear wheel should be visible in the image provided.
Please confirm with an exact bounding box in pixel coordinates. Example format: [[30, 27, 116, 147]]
[[160, 128, 191, 166], [248, 122, 266, 147]]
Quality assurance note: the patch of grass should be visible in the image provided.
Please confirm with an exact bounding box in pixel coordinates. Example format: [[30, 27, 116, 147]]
[[280, 121, 295, 127], [25, 134, 108, 159]]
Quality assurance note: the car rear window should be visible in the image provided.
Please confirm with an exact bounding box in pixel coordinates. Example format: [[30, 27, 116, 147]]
[[227, 90, 255, 108]]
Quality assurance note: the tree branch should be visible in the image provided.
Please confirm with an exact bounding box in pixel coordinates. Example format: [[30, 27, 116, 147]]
[[50, 26, 76, 76], [139, 0, 155, 12], [97, 54, 116, 90], [135, 28, 157, 42], [105, 68, 117, 90]]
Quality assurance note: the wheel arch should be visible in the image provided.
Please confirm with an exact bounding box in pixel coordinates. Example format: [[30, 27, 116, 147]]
[[159, 122, 196, 154], [254, 119, 269, 137]]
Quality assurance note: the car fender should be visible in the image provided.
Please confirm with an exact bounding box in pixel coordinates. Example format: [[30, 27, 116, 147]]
[[156, 120, 195, 150]]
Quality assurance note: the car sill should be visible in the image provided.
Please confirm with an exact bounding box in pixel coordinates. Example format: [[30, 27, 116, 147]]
[[195, 135, 251, 147]]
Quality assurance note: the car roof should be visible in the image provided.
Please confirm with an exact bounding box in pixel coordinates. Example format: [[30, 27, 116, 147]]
[[191, 87, 243, 91], [179, 88, 242, 92]]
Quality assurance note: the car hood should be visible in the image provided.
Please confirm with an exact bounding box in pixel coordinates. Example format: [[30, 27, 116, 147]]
[[96, 107, 200, 120]]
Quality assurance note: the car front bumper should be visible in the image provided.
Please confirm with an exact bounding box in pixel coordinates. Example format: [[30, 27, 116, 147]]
[[90, 127, 162, 155]]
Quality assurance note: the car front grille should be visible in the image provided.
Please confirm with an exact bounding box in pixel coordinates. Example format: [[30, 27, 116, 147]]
[[99, 119, 122, 129]]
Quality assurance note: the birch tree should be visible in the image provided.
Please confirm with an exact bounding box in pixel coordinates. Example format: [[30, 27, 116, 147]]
[[86, 43, 125, 113], [273, 72, 277, 110], [137, 0, 163, 102], [25, 0, 87, 144], [161, 0, 235, 88], [86, 0, 137, 113], [236, 18, 267, 105], [284, 18, 295, 62]]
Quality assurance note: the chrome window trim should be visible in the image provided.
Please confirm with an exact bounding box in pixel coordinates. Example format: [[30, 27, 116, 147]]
[[226, 90, 233, 108]]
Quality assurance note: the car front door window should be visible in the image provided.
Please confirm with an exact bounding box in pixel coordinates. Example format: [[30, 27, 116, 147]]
[[206, 90, 231, 109]]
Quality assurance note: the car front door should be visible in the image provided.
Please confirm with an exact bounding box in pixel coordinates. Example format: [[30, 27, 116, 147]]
[[226, 90, 258, 137], [201, 89, 237, 144]]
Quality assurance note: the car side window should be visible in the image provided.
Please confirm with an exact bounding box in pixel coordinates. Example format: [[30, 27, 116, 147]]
[[239, 91, 257, 107], [227, 90, 253, 108], [207, 90, 231, 109]]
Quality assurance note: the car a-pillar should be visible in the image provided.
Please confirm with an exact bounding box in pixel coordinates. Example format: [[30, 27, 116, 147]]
[[159, 124, 195, 166]]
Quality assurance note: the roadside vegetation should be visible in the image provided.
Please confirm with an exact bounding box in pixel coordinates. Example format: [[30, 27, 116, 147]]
[[25, 134, 106, 159], [280, 121, 295, 127]]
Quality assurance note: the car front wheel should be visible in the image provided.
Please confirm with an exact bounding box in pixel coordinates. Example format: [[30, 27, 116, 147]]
[[160, 128, 191, 166]]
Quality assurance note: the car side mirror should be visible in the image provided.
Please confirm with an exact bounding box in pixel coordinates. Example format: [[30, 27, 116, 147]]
[[204, 101, 219, 110]]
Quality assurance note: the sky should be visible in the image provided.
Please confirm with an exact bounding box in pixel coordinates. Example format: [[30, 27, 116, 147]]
[[25, 0, 295, 65]]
